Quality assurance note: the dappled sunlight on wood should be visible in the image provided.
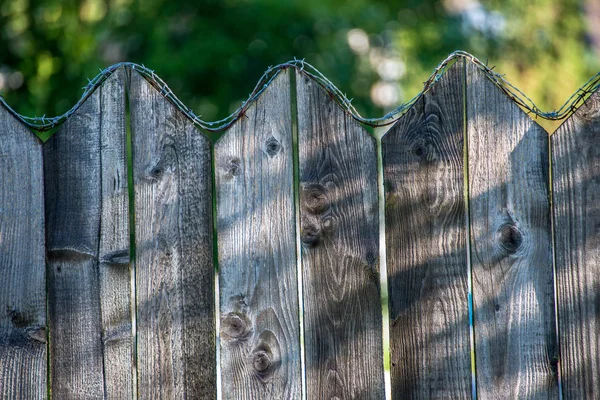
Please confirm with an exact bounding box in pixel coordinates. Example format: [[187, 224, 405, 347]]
[[2, 58, 600, 399]]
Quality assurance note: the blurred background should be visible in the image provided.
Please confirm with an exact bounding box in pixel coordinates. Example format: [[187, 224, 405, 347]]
[[0, 0, 599, 133]]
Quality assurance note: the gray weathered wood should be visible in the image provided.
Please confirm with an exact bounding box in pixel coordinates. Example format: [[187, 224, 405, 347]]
[[296, 71, 385, 399], [552, 89, 600, 398], [216, 71, 301, 399], [44, 69, 128, 399], [0, 106, 46, 399], [97, 68, 133, 399], [130, 71, 216, 399], [466, 62, 558, 398], [383, 61, 470, 399]]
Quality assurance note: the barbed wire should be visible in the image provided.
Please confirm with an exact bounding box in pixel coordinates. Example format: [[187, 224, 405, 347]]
[[1, 50, 600, 133]]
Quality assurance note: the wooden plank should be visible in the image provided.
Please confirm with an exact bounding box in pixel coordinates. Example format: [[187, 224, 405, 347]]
[[552, 90, 600, 398], [382, 61, 470, 399], [97, 68, 133, 399], [296, 71, 385, 399], [44, 67, 130, 399], [130, 71, 216, 399], [0, 106, 46, 399], [466, 62, 558, 398], [216, 71, 301, 399]]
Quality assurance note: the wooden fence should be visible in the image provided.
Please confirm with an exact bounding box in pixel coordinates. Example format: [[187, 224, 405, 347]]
[[0, 57, 598, 399]]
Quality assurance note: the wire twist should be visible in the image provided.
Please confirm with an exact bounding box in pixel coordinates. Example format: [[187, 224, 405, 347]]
[[1, 50, 599, 133]]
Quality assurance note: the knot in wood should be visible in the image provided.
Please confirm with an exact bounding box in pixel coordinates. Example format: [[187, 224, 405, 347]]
[[411, 138, 430, 157], [265, 136, 281, 157], [412, 139, 436, 162], [8, 308, 31, 328], [221, 313, 251, 340], [301, 184, 329, 214], [150, 166, 163, 179], [301, 224, 321, 247], [252, 350, 271, 373], [414, 145, 425, 157], [227, 158, 241, 177], [497, 223, 522, 254]]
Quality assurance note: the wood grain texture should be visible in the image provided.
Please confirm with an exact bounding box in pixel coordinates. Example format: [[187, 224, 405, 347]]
[[466, 62, 558, 399], [130, 71, 216, 399], [0, 105, 46, 399], [97, 68, 133, 399], [383, 61, 470, 399], [216, 71, 301, 399], [44, 69, 129, 399], [296, 71, 385, 399], [552, 89, 600, 399]]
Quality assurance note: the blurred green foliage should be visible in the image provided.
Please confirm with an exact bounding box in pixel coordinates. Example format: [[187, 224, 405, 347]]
[[1, 0, 598, 133]]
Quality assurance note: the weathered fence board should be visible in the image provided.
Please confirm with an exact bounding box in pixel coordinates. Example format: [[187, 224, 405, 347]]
[[296, 71, 385, 399], [5, 57, 600, 399], [466, 63, 558, 398], [96, 68, 133, 399], [0, 106, 46, 399], [552, 89, 600, 398], [216, 71, 301, 399], [383, 60, 470, 399], [44, 69, 128, 398], [130, 71, 216, 399]]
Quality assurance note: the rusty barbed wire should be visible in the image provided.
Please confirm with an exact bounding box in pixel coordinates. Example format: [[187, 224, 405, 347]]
[[1, 50, 600, 133]]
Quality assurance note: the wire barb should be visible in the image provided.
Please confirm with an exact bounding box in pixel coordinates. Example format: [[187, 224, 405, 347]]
[[1, 51, 600, 133]]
